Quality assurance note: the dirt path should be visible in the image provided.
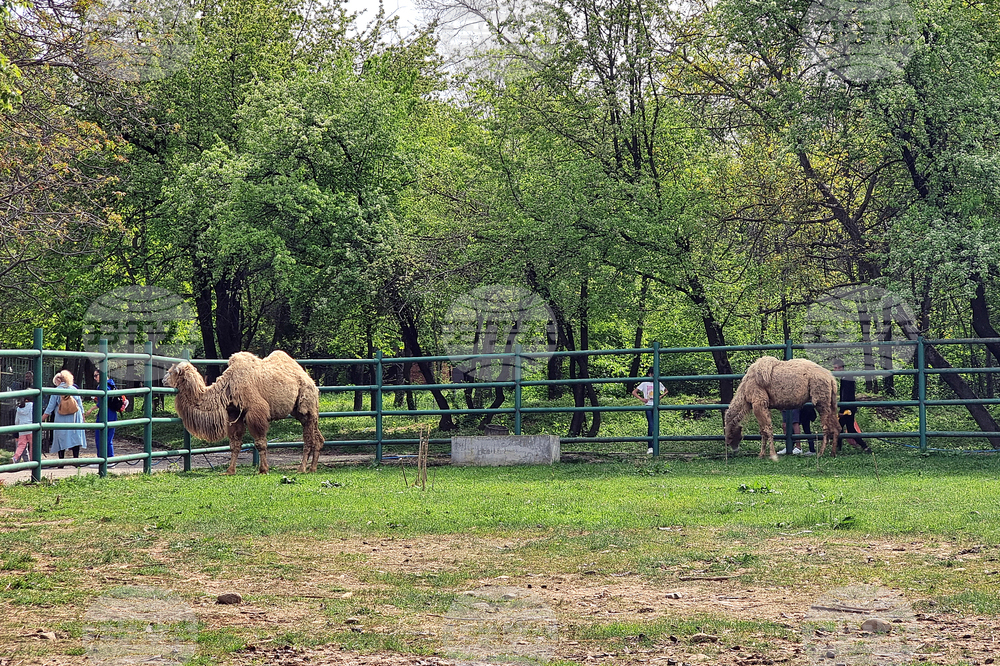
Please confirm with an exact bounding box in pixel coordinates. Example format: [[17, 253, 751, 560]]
[[0, 438, 374, 484]]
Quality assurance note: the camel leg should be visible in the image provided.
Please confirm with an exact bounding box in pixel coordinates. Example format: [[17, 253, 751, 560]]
[[294, 412, 322, 473], [254, 437, 269, 474], [245, 410, 270, 474], [752, 402, 777, 461], [818, 409, 840, 458], [310, 423, 324, 472], [296, 427, 310, 474], [297, 438, 309, 475], [226, 421, 246, 475]]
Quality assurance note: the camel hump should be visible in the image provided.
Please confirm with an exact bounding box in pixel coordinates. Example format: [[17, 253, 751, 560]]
[[746, 355, 780, 384], [228, 350, 297, 367], [228, 351, 263, 368], [784, 358, 829, 374], [263, 350, 297, 364]]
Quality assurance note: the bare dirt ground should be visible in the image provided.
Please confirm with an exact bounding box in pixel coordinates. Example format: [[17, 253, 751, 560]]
[[6, 533, 1000, 666], [4, 445, 1000, 665], [211, 536, 1000, 666]]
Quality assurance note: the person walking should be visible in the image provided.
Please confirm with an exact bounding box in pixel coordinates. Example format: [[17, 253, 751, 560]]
[[777, 408, 803, 455], [40, 370, 87, 465], [778, 405, 818, 456], [86, 370, 125, 458], [632, 369, 667, 454], [832, 358, 871, 453], [12, 396, 33, 463]]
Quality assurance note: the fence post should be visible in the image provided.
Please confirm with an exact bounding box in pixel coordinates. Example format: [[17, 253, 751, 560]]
[[182, 350, 192, 472], [31, 328, 43, 483], [514, 343, 523, 435], [652, 341, 660, 456], [98, 339, 109, 478], [784, 338, 793, 454], [250, 363, 260, 468], [144, 341, 153, 475], [918, 336, 927, 453], [375, 351, 383, 462]]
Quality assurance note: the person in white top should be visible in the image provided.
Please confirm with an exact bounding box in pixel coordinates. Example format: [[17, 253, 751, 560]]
[[631, 369, 667, 453], [13, 397, 33, 463]]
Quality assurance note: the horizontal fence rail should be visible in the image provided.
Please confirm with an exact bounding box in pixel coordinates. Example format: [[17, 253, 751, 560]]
[[3, 331, 1000, 480]]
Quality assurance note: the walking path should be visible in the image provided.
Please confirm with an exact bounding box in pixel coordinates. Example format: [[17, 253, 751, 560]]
[[0, 439, 375, 484]]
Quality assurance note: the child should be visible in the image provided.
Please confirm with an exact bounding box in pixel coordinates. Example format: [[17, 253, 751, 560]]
[[13, 397, 33, 463]]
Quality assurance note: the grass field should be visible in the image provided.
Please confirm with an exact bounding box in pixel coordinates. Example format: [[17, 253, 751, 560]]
[[1, 447, 999, 665]]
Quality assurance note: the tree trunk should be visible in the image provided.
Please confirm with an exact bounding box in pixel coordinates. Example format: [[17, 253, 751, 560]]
[[214, 274, 243, 359], [704, 316, 734, 405], [579, 281, 600, 437], [403, 362, 416, 410], [626, 277, 651, 396], [546, 329, 563, 399], [569, 351, 585, 437], [348, 363, 364, 412], [681, 277, 734, 404], [911, 278, 933, 401], [971, 278, 1000, 361], [858, 299, 878, 393], [566, 279, 600, 437], [897, 310, 1000, 447], [880, 298, 895, 396], [479, 313, 523, 429], [367, 324, 376, 413], [193, 263, 220, 381], [394, 299, 456, 431]]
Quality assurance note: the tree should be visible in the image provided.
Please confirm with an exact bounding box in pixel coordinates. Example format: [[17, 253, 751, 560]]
[[0, 0, 128, 339], [679, 0, 1000, 441]]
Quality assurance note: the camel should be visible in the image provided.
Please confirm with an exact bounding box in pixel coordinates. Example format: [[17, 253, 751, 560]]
[[164, 351, 325, 474], [724, 356, 841, 460]]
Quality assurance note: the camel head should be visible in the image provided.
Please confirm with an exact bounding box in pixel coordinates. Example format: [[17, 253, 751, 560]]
[[163, 361, 204, 390], [723, 411, 743, 451]]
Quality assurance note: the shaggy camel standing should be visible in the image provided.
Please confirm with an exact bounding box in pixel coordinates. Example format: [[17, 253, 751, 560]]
[[164, 351, 325, 474], [724, 357, 841, 460]]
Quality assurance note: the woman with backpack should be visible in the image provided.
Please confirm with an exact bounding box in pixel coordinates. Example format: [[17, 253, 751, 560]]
[[40, 370, 87, 465]]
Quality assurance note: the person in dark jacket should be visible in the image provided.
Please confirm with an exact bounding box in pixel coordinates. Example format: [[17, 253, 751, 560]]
[[832, 358, 871, 453], [85, 370, 125, 458]]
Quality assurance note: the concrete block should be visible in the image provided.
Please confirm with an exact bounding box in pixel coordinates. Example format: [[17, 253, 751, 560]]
[[451, 435, 560, 466]]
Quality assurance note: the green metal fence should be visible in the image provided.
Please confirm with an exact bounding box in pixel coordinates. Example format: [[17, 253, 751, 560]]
[[2, 329, 999, 481]]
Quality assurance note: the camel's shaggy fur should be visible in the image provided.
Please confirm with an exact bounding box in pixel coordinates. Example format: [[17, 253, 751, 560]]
[[724, 357, 841, 460], [164, 351, 325, 474]]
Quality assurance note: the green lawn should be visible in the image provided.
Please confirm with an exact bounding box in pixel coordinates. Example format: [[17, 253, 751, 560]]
[[1, 450, 998, 664]]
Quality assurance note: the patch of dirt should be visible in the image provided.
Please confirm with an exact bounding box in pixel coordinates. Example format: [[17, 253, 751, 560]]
[[146, 537, 1000, 665], [4, 511, 1000, 665]]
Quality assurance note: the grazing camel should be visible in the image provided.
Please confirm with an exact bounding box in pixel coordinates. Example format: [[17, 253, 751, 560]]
[[724, 357, 841, 460], [164, 351, 324, 474]]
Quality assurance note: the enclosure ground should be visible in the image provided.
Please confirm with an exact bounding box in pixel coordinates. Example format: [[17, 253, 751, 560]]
[[3, 530, 999, 665]]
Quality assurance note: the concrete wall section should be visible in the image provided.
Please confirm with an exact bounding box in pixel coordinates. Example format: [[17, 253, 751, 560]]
[[451, 435, 560, 466]]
